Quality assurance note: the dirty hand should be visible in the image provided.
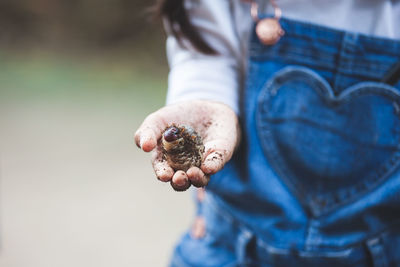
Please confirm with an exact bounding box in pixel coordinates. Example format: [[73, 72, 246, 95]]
[[134, 100, 240, 191]]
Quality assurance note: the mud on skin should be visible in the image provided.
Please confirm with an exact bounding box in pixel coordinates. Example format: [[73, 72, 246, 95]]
[[161, 125, 205, 191]]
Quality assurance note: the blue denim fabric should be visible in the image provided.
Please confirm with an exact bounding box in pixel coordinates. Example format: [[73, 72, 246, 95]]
[[170, 18, 400, 267]]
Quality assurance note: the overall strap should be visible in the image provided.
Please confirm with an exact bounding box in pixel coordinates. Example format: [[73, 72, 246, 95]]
[[382, 61, 400, 86]]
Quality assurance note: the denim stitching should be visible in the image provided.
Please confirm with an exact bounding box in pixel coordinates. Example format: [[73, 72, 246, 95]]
[[256, 66, 400, 216]]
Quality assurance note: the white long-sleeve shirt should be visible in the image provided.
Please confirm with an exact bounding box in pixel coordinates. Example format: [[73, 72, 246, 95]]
[[166, 0, 400, 114]]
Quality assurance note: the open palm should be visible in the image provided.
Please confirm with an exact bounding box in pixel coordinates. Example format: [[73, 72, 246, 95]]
[[134, 100, 240, 191]]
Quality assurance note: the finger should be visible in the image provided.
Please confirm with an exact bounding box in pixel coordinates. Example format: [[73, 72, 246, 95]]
[[201, 139, 234, 175], [187, 167, 209, 187], [135, 112, 169, 152], [202, 152, 226, 174], [154, 161, 174, 182], [135, 127, 157, 152], [171, 170, 191, 191], [151, 149, 174, 182], [151, 144, 174, 182]]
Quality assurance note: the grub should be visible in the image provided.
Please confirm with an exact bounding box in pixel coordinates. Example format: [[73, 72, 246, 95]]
[[161, 125, 205, 172]]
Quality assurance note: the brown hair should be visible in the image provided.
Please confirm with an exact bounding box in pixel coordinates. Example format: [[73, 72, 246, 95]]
[[153, 0, 216, 54]]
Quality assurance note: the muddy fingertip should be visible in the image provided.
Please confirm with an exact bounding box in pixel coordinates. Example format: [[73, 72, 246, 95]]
[[201, 151, 225, 174], [187, 167, 209, 187], [140, 136, 157, 152], [171, 170, 191, 191], [155, 167, 174, 182]]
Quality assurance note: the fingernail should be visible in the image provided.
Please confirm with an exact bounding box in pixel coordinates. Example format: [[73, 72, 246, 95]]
[[191, 175, 209, 188], [175, 176, 188, 186], [171, 180, 191, 192], [156, 169, 173, 182]]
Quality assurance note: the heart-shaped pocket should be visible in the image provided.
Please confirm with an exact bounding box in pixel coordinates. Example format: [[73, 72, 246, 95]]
[[257, 66, 400, 216]]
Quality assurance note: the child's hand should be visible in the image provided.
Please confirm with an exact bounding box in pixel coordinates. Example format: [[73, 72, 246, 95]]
[[134, 100, 240, 191]]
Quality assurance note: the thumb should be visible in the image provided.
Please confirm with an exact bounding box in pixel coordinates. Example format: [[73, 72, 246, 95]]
[[134, 112, 168, 152]]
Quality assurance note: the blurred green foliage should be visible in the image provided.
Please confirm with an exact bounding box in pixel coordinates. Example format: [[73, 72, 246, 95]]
[[0, 52, 167, 109], [0, 0, 168, 111]]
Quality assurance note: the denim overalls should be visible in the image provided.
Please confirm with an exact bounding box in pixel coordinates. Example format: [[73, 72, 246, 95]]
[[170, 17, 400, 267]]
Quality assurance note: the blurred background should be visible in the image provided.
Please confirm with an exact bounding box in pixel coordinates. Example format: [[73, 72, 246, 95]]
[[0, 1, 193, 266]]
